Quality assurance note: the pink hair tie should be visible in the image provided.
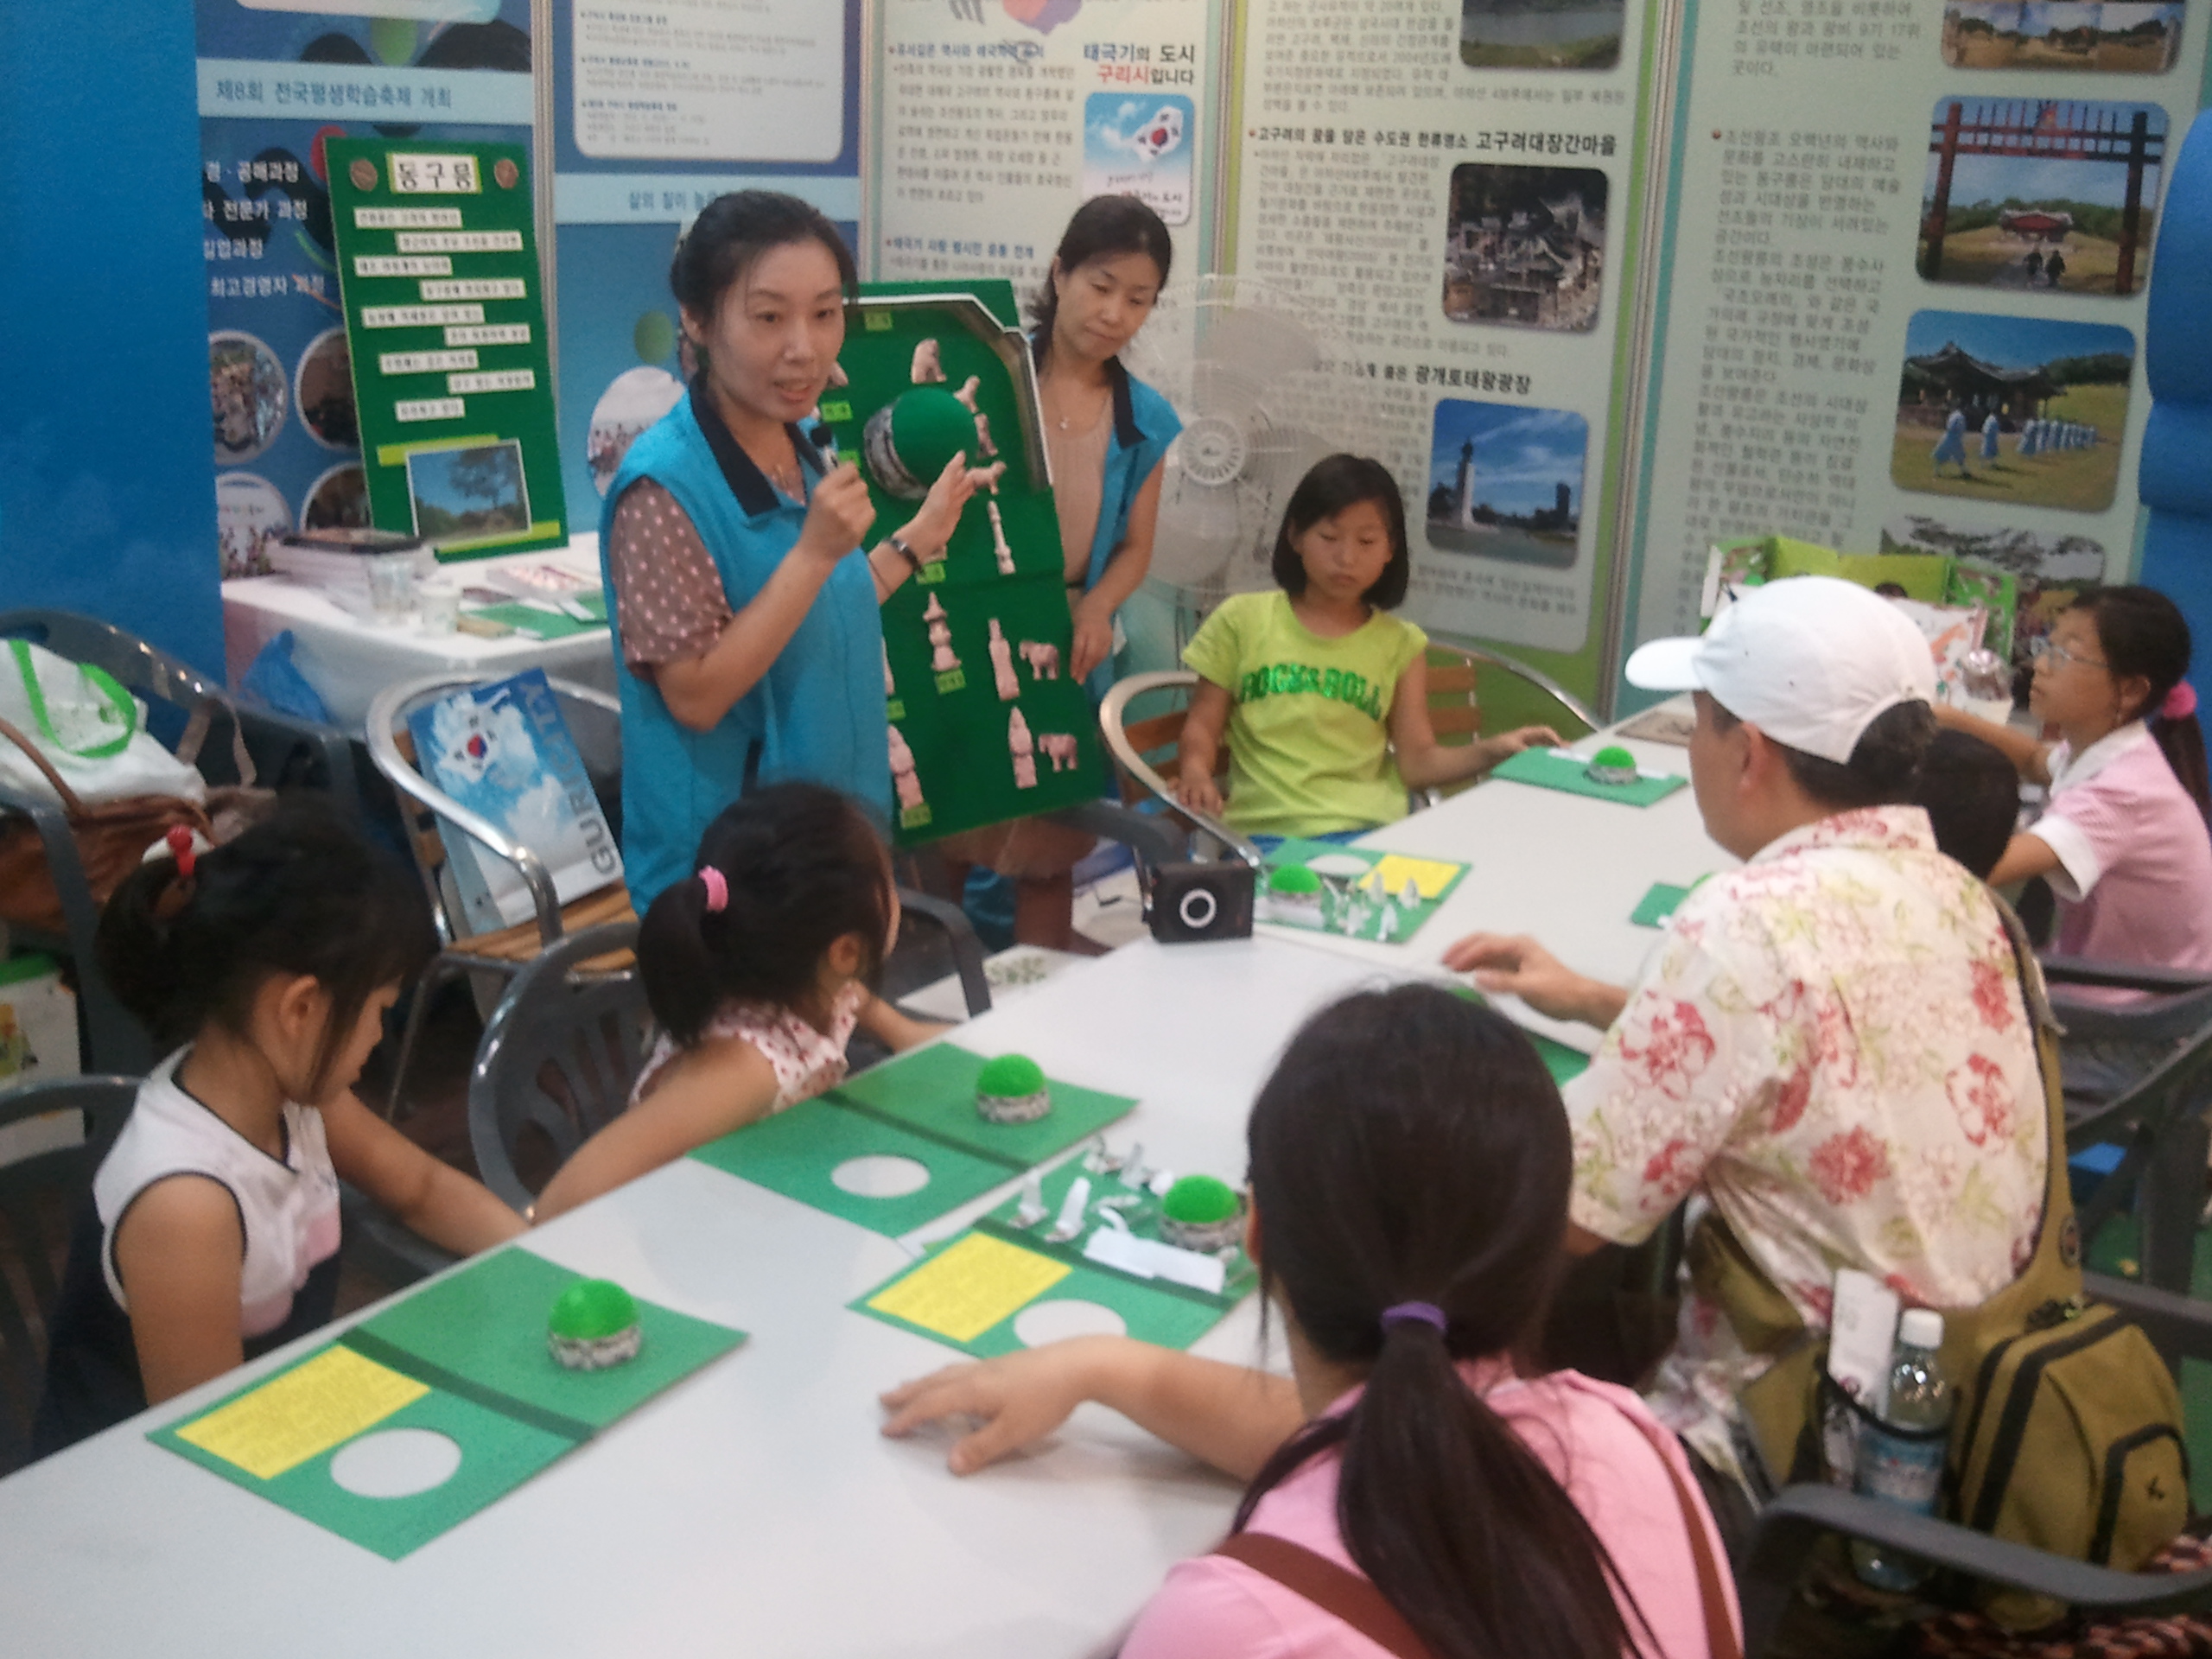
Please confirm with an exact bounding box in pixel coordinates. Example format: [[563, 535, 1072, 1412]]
[[2161, 682, 2198, 721], [698, 866, 729, 913]]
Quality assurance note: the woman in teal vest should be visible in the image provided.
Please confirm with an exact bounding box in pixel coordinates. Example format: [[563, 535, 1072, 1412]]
[[935, 195, 1184, 950], [600, 193, 982, 909]]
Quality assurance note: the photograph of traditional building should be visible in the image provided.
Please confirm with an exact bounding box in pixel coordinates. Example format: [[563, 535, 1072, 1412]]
[[1440, 164, 1608, 334]]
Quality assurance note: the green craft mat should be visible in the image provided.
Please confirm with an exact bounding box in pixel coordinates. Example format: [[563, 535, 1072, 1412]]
[[466, 594, 607, 639], [152, 1354, 575, 1560], [826, 1043, 1137, 1168], [854, 1233, 1239, 1359], [351, 1246, 745, 1431], [690, 1093, 1020, 1237], [975, 1158, 1258, 1306], [150, 1248, 745, 1559], [1491, 748, 1688, 807], [1631, 882, 1694, 928], [1258, 838, 1469, 944]]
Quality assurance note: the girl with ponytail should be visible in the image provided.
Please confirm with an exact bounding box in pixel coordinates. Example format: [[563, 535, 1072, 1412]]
[[35, 803, 523, 1456], [881, 985, 1736, 1659], [532, 782, 945, 1220], [1939, 585, 2212, 982]]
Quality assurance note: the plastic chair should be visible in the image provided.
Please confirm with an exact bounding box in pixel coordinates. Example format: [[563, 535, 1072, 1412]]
[[1415, 641, 1599, 807], [1098, 671, 1262, 866], [0, 609, 359, 1073], [365, 671, 636, 1119], [467, 895, 993, 1215], [1738, 1273, 2212, 1656], [0, 1075, 137, 1472]]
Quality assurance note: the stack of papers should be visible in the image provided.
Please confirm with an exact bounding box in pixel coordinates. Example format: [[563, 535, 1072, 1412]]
[[264, 541, 432, 618]]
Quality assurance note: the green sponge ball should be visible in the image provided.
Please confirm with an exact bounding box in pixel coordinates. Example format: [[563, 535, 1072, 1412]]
[[977, 1053, 1046, 1097], [549, 1279, 639, 1342], [1592, 745, 1635, 770], [1163, 1174, 1241, 1225], [1586, 745, 1639, 785], [863, 388, 977, 499], [1268, 863, 1323, 894]]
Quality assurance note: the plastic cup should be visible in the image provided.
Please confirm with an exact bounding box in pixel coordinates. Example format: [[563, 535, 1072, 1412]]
[[416, 581, 461, 633], [365, 554, 417, 623]]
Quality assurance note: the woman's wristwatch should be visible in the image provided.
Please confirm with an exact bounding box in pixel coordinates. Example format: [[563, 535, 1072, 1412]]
[[887, 533, 924, 573]]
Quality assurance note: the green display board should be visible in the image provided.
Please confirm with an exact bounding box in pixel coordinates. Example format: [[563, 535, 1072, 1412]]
[[822, 285, 1097, 845], [327, 139, 567, 561], [1490, 747, 1688, 808], [1256, 839, 1471, 944], [855, 1158, 1255, 1359], [150, 1249, 744, 1559], [689, 1044, 1138, 1238]]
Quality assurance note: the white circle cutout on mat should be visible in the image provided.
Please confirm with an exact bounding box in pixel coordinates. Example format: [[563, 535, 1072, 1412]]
[[1306, 853, 1370, 880], [328, 1428, 462, 1498], [830, 1154, 931, 1198], [1014, 1300, 1128, 1347]]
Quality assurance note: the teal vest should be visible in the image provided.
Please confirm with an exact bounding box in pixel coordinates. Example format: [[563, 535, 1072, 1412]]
[[600, 387, 888, 912]]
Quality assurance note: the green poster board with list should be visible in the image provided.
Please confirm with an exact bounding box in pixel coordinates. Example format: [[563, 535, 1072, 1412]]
[[327, 138, 567, 561]]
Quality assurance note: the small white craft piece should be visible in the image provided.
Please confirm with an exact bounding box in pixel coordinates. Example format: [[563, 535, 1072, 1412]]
[[1039, 733, 1078, 773], [949, 375, 999, 457], [882, 639, 895, 697], [975, 461, 1007, 493], [1008, 707, 1038, 789], [1046, 1175, 1092, 1243], [1018, 639, 1059, 680], [988, 620, 1020, 701], [925, 593, 960, 675], [910, 339, 945, 384], [1014, 1170, 1048, 1229], [888, 724, 925, 814], [827, 361, 849, 388], [988, 500, 1014, 575]]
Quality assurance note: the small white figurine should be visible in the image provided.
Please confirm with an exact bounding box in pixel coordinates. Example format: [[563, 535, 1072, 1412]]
[[1039, 732, 1078, 773], [1009, 707, 1037, 790], [882, 639, 895, 697], [988, 500, 1014, 575], [950, 374, 981, 410], [976, 460, 1007, 493], [924, 593, 959, 675], [910, 339, 945, 384], [1018, 639, 1059, 680], [887, 724, 925, 813], [987, 619, 1020, 701], [827, 361, 849, 388], [972, 409, 998, 458], [1014, 1169, 1047, 1228]]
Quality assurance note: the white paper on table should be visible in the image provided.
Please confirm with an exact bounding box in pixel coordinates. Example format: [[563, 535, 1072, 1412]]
[[1083, 1228, 1227, 1295]]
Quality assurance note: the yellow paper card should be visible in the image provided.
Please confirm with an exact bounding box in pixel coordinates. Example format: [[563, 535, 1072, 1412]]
[[867, 1233, 1072, 1343], [1360, 854, 1459, 901], [176, 1345, 429, 1480]]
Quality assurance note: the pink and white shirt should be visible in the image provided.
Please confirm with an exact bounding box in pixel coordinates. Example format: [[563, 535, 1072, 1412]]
[[2033, 722, 2212, 976], [1563, 806, 2045, 1480], [1120, 1364, 1739, 1659], [631, 981, 868, 1110]]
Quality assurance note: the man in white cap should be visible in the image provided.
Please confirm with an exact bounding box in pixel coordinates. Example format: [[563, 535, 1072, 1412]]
[[1448, 576, 2044, 1529]]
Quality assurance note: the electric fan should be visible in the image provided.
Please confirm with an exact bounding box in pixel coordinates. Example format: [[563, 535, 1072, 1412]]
[[1126, 274, 1374, 611]]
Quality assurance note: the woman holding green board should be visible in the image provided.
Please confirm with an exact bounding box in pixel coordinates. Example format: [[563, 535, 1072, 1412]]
[[937, 195, 1183, 950], [600, 192, 985, 909]]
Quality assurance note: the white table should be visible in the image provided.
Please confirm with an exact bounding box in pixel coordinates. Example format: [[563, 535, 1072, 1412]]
[[1257, 699, 1738, 1051], [0, 938, 1415, 1659], [222, 536, 618, 734]]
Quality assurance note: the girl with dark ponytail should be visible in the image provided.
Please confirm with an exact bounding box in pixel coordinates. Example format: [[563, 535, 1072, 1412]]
[[882, 985, 1736, 1659], [532, 782, 946, 1219], [1939, 584, 2212, 983], [35, 803, 524, 1456]]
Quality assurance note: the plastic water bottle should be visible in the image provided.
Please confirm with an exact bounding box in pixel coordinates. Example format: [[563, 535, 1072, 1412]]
[[1852, 1309, 1952, 1592]]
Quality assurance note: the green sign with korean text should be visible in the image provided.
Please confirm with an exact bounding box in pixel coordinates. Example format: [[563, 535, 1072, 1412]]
[[327, 138, 566, 560]]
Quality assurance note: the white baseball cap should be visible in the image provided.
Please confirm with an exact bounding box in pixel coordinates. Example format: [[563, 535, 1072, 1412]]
[[1624, 576, 1936, 764]]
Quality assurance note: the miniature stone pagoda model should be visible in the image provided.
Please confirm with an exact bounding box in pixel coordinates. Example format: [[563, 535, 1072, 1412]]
[[1585, 745, 1639, 786], [988, 619, 1020, 700], [888, 723, 925, 814], [1159, 1175, 1245, 1252], [925, 593, 960, 675], [975, 1052, 1052, 1123], [1008, 707, 1037, 788], [548, 1278, 643, 1370]]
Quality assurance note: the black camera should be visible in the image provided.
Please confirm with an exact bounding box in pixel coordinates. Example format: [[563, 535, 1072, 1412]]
[[1146, 859, 1255, 944]]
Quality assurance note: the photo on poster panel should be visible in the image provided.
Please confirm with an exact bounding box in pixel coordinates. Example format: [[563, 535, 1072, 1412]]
[[1424, 399, 1588, 569], [1440, 164, 1609, 333], [1891, 309, 2134, 512], [1918, 98, 2167, 296], [1460, 0, 1624, 69], [1940, 2, 2185, 73]]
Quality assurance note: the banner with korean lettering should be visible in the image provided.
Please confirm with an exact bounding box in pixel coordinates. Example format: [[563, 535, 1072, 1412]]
[[198, 1, 537, 580], [1618, 0, 2212, 703], [1225, 0, 1664, 708], [548, 1, 865, 524]]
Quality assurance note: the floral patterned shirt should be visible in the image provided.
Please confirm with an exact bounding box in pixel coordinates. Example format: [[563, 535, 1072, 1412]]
[[631, 982, 868, 1112], [1562, 805, 2045, 1480]]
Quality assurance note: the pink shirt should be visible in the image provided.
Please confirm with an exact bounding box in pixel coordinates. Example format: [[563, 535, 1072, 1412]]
[[2037, 724, 2212, 974], [631, 982, 867, 1110], [1119, 1367, 1739, 1659]]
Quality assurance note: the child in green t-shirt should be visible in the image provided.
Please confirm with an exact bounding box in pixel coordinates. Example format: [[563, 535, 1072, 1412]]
[[1176, 454, 1560, 840]]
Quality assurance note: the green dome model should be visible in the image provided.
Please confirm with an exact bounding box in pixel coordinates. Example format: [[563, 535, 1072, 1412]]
[[547, 1279, 642, 1370], [1162, 1174, 1240, 1224], [1586, 745, 1639, 786], [863, 388, 978, 499], [1267, 864, 1323, 895], [976, 1052, 1052, 1124]]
